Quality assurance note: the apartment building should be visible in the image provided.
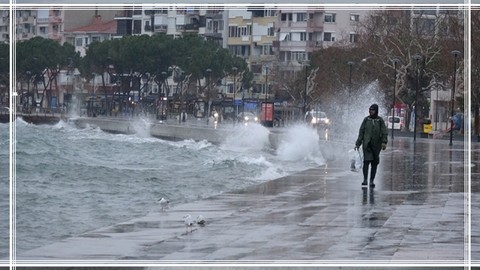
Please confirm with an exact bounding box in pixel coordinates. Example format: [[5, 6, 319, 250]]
[[63, 14, 117, 57], [114, 6, 203, 38], [274, 9, 367, 76]]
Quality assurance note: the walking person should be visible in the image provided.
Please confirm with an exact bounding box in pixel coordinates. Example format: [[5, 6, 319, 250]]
[[354, 104, 388, 187]]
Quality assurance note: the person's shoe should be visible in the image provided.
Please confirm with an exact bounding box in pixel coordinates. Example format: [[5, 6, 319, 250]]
[[362, 180, 368, 186], [369, 180, 375, 188]]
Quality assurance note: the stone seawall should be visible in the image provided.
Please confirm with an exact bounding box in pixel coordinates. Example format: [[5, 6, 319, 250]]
[[70, 117, 352, 160], [72, 117, 235, 146]]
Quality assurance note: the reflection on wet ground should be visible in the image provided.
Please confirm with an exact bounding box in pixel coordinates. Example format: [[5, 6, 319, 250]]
[[471, 138, 480, 262], [17, 138, 468, 262]]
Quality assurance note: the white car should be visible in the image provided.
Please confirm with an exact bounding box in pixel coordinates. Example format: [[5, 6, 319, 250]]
[[238, 112, 259, 124], [307, 110, 330, 128], [386, 116, 402, 130]]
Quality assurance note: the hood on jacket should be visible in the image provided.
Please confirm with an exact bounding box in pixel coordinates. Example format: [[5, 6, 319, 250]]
[[369, 104, 379, 118]]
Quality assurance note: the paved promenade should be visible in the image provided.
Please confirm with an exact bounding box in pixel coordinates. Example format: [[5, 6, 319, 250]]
[[15, 136, 471, 265]]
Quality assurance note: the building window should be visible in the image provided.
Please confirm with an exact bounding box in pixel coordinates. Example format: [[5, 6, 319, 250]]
[[75, 38, 82, 46], [323, 32, 335, 42], [350, 33, 358, 43], [133, 20, 142, 34], [264, 9, 276, 17], [262, 44, 273, 55], [268, 27, 275, 36], [413, 18, 436, 35], [281, 13, 293, 21], [297, 13, 307, 22], [291, 51, 306, 61], [92, 36, 101, 43], [324, 13, 336, 23], [350, 14, 360, 22], [39, 26, 47, 34], [300, 32, 307, 41], [84, 37, 89, 46]]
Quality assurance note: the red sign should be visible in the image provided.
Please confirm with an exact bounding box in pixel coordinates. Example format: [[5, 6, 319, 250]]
[[261, 102, 274, 121]]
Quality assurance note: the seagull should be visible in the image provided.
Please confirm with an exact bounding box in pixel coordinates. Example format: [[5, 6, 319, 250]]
[[157, 197, 170, 212], [184, 214, 195, 232], [196, 215, 206, 226]]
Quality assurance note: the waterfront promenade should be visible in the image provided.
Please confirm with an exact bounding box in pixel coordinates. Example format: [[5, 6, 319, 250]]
[[15, 129, 471, 263]]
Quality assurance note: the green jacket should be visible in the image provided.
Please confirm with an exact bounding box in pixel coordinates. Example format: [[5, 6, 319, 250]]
[[355, 116, 388, 161]]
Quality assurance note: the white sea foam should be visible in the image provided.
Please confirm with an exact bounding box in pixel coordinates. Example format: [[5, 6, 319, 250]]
[[221, 123, 270, 151], [276, 124, 325, 166]]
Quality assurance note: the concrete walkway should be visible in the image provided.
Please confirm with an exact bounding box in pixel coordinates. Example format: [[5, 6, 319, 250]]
[[15, 137, 470, 264]]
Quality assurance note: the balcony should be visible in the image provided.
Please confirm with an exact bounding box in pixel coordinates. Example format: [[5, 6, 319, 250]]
[[36, 17, 49, 24], [154, 24, 168, 32], [184, 23, 199, 31], [115, 10, 133, 18], [49, 15, 62, 24]]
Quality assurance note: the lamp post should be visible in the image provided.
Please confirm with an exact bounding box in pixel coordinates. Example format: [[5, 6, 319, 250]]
[[391, 58, 400, 140], [449, 50, 461, 146], [205, 68, 212, 125], [162, 71, 169, 120], [26, 71, 31, 112], [347, 61, 354, 123], [347, 61, 354, 97], [413, 53, 423, 142], [303, 62, 309, 116], [263, 65, 269, 126], [232, 66, 238, 126]]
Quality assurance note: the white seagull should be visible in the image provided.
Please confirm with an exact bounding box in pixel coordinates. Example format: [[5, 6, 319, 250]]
[[157, 197, 170, 212], [184, 214, 195, 232], [196, 215, 206, 226]]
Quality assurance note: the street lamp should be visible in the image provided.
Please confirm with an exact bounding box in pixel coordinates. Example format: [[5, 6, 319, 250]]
[[263, 65, 269, 126], [347, 61, 354, 98], [232, 66, 238, 126], [413, 53, 423, 142], [449, 50, 461, 146], [347, 61, 354, 123], [391, 58, 400, 140], [303, 62, 309, 116], [205, 68, 212, 125]]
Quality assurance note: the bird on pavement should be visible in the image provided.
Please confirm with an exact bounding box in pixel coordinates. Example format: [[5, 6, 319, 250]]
[[157, 197, 170, 212], [184, 214, 194, 232], [196, 215, 206, 226]]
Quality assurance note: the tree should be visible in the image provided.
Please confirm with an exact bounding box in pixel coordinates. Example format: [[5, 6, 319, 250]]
[[0, 43, 8, 105], [356, 9, 464, 131], [472, 10, 480, 135], [81, 34, 249, 115], [16, 37, 79, 110]]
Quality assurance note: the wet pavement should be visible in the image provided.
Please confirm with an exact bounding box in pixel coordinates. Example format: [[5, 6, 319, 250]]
[[15, 137, 471, 263]]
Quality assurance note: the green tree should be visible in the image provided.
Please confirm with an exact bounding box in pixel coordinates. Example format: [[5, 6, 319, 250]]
[[17, 37, 78, 109]]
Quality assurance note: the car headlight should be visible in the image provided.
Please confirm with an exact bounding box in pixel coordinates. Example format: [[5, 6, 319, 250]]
[[311, 117, 318, 124], [324, 119, 330, 124], [244, 116, 249, 121], [254, 116, 258, 122]]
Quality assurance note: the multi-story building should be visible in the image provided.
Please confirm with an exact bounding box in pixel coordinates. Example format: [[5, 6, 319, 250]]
[[224, 8, 277, 101], [15, 9, 37, 41], [274, 9, 367, 76], [114, 6, 203, 38], [63, 14, 117, 57]]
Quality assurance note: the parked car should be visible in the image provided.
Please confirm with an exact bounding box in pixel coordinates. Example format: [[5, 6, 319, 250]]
[[386, 116, 402, 130], [237, 112, 259, 124]]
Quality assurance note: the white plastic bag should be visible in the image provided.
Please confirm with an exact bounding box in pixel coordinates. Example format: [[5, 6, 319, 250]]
[[348, 149, 363, 172]]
